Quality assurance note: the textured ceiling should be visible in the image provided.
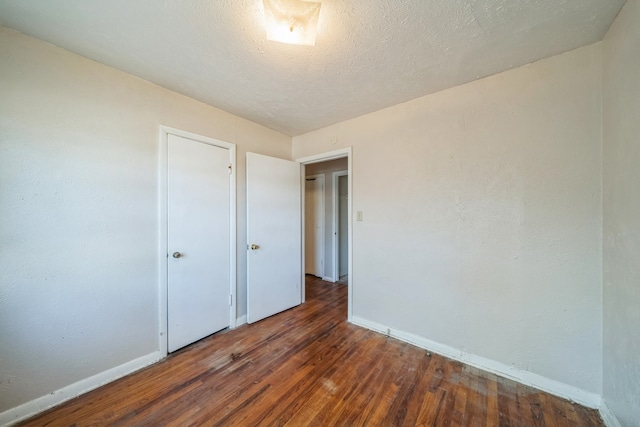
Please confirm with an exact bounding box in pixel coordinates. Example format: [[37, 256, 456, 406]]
[[0, 0, 626, 136]]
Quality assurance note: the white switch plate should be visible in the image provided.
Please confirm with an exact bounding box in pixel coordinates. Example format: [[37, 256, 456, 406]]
[[356, 211, 363, 221]]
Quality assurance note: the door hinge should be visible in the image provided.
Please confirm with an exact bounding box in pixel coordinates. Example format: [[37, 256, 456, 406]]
[[228, 164, 232, 174], [229, 294, 233, 306]]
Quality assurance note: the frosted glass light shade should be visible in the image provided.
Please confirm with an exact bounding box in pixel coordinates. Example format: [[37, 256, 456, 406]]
[[263, 0, 321, 46]]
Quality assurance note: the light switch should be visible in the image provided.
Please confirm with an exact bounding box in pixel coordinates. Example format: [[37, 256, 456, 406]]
[[356, 211, 363, 221]]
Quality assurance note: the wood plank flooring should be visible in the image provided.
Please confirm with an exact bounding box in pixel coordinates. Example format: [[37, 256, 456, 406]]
[[19, 276, 604, 426]]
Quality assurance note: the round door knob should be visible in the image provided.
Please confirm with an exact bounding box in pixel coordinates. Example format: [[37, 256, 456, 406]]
[[172, 252, 182, 258], [250, 244, 260, 250]]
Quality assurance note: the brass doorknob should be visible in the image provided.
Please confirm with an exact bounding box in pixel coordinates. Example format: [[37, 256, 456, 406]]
[[250, 244, 260, 250], [172, 252, 182, 258]]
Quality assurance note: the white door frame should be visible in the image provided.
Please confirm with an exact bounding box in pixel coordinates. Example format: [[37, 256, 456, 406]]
[[332, 170, 348, 282], [158, 125, 237, 358], [305, 174, 325, 277], [296, 148, 353, 322]]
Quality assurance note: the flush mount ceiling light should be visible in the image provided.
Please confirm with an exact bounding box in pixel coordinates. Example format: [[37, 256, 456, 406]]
[[263, 0, 322, 46]]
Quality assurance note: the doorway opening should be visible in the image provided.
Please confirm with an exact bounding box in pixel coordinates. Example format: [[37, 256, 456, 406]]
[[304, 174, 325, 278], [297, 148, 352, 321]]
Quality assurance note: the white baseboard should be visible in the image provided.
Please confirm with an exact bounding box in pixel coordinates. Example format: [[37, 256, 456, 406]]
[[0, 351, 162, 426], [350, 316, 602, 409], [322, 276, 336, 283], [599, 401, 622, 427], [235, 314, 247, 327]]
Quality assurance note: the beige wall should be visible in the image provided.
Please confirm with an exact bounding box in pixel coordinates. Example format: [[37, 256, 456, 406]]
[[602, 0, 640, 424], [0, 26, 290, 417], [294, 44, 603, 395]]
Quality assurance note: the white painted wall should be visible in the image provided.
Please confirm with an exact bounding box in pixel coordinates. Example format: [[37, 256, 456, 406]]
[[305, 158, 348, 280], [0, 27, 290, 418], [294, 44, 603, 395], [602, 0, 640, 424]]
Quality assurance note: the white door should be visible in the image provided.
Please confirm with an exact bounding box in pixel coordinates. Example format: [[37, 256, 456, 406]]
[[167, 134, 230, 352], [305, 175, 324, 277], [246, 153, 302, 324]]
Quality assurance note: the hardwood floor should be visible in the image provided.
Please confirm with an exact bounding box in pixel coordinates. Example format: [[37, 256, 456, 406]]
[[19, 276, 604, 426]]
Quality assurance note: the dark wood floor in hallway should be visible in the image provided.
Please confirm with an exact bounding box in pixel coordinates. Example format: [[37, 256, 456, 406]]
[[20, 276, 604, 426]]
